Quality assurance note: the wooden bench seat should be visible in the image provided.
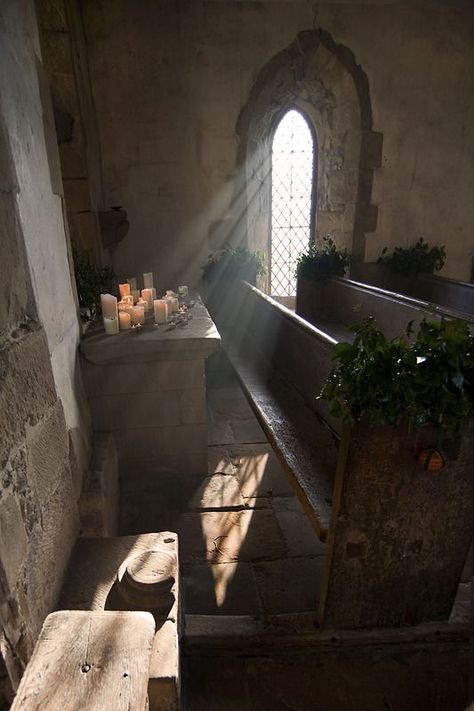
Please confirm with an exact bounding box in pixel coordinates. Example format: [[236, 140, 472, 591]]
[[297, 275, 474, 341], [227, 345, 337, 541], [59, 532, 181, 711], [215, 282, 340, 542], [11, 611, 155, 711]]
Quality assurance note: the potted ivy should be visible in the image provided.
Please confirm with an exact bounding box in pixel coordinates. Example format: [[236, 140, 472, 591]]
[[319, 316, 474, 628], [73, 246, 115, 329], [202, 246, 266, 321], [377, 238, 446, 278], [295, 235, 351, 324], [321, 316, 474, 451]]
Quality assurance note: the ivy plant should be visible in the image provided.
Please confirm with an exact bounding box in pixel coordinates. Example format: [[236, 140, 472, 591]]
[[320, 317, 474, 442], [202, 247, 266, 279], [296, 236, 350, 283], [377, 238, 446, 276], [72, 246, 115, 321]]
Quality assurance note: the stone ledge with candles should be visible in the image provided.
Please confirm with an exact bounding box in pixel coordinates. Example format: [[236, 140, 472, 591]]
[[80, 282, 220, 476], [103, 272, 193, 335]]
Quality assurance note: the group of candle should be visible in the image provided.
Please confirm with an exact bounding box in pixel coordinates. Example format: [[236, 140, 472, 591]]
[[100, 272, 188, 335]]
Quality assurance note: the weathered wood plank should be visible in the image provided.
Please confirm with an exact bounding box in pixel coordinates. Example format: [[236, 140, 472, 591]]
[[12, 610, 155, 711], [184, 612, 470, 655], [319, 420, 474, 629], [296, 275, 474, 342], [227, 346, 337, 542], [59, 533, 181, 711]]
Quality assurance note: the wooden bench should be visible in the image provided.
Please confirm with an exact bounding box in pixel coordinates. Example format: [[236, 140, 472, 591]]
[[221, 284, 339, 542], [351, 263, 474, 316], [296, 275, 474, 343], [11, 610, 155, 711], [58, 532, 181, 711], [210, 280, 474, 629]]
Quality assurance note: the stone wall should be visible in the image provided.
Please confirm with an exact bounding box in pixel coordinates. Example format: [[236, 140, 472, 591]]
[[0, 0, 91, 683], [82, 0, 474, 285], [37, 0, 105, 263]]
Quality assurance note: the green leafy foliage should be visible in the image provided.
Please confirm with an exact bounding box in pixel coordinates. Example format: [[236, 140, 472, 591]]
[[320, 317, 474, 441], [72, 246, 115, 320], [202, 247, 266, 278], [296, 235, 350, 283], [377, 238, 446, 276]]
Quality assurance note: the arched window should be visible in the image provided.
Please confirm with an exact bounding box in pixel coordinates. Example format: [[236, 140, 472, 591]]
[[270, 109, 316, 297]]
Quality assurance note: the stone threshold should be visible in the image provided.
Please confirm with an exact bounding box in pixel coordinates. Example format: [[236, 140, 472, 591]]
[[184, 613, 470, 656]]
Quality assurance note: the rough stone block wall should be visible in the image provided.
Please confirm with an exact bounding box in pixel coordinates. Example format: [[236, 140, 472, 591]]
[[37, 0, 106, 264], [0, 0, 91, 687]]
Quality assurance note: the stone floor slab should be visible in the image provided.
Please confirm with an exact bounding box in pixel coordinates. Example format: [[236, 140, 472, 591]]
[[207, 446, 237, 475], [208, 419, 235, 445], [171, 509, 287, 564], [230, 418, 267, 444], [253, 557, 323, 614], [184, 656, 251, 711], [229, 444, 295, 499], [207, 386, 255, 420], [271, 503, 327, 558], [188, 474, 245, 511], [183, 561, 261, 614], [244, 646, 469, 711]]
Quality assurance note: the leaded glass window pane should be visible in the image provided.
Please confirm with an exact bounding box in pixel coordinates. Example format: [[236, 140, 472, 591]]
[[271, 110, 314, 297]]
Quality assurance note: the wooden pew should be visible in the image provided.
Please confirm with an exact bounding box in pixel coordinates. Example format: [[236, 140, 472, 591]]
[[220, 282, 340, 542], [211, 280, 474, 629], [11, 610, 155, 711], [351, 263, 474, 316], [296, 275, 474, 342]]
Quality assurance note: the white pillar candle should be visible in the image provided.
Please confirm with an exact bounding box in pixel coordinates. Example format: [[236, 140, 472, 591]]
[[178, 285, 188, 296], [100, 293, 118, 320], [153, 298, 168, 323], [171, 296, 179, 313], [137, 297, 150, 312], [141, 288, 153, 309], [164, 296, 174, 315], [119, 311, 132, 330], [143, 272, 154, 289], [131, 289, 140, 304], [131, 305, 145, 326], [103, 316, 119, 335], [119, 283, 131, 299], [127, 277, 137, 291]]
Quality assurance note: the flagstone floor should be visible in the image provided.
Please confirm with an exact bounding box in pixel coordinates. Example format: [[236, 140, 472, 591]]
[[119, 353, 471, 710], [119, 360, 326, 616]]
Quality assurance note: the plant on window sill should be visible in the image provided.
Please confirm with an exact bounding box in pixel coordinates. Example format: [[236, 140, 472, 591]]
[[73, 246, 115, 322], [202, 247, 266, 281], [377, 237, 446, 277], [320, 316, 474, 444], [296, 235, 350, 283]]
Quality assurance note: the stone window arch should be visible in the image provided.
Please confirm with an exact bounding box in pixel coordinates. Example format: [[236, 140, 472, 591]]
[[234, 29, 382, 293], [270, 107, 317, 297]]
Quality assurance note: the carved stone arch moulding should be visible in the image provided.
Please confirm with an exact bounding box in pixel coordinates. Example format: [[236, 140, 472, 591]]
[[235, 28, 382, 265]]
